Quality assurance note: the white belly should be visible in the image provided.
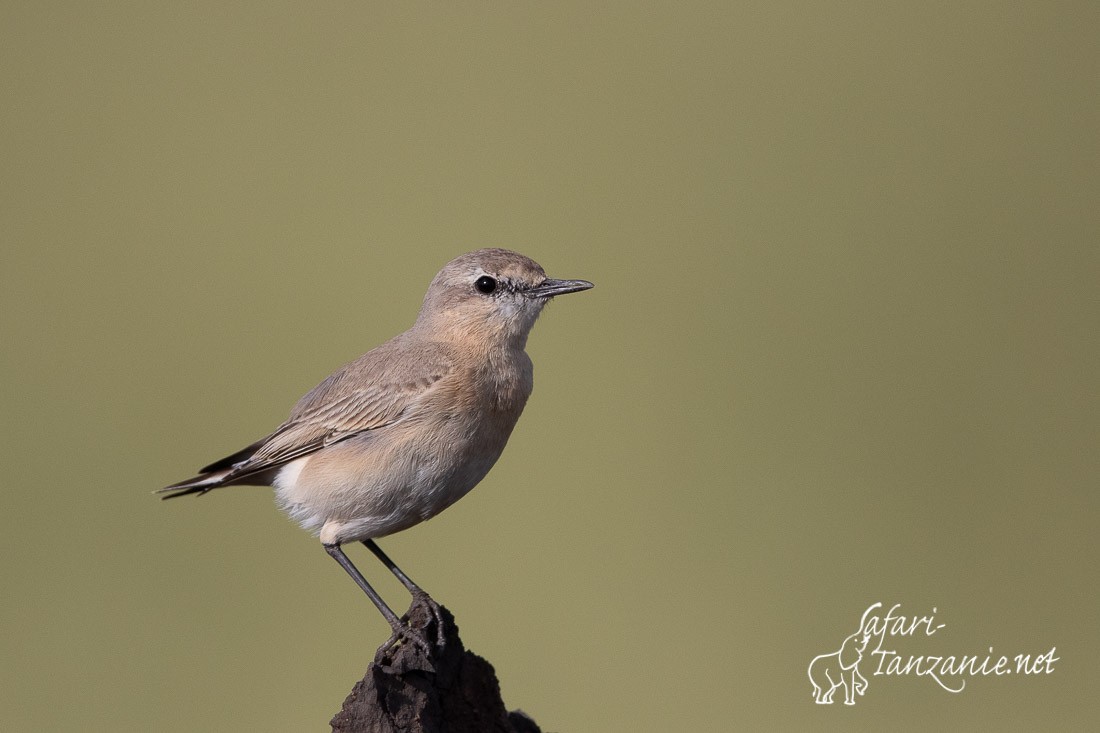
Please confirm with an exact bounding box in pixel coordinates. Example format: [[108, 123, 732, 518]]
[[271, 429, 505, 546]]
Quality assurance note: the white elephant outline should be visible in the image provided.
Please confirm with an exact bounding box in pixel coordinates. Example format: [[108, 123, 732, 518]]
[[808, 630, 870, 704]]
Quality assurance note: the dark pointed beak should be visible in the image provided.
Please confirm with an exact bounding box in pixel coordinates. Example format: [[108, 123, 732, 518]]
[[527, 278, 594, 298]]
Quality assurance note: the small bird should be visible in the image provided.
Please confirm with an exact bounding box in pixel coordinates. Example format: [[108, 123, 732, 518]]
[[159, 248, 592, 649]]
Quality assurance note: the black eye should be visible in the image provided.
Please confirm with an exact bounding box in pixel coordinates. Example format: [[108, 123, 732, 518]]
[[475, 275, 497, 294]]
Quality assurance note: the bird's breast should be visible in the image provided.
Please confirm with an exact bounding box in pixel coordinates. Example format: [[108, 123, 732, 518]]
[[275, 348, 535, 541]]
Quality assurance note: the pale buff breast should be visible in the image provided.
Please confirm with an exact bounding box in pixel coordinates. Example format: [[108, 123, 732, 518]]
[[276, 353, 532, 545]]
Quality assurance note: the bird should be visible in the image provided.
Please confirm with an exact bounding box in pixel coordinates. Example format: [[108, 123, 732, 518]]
[[159, 248, 593, 651]]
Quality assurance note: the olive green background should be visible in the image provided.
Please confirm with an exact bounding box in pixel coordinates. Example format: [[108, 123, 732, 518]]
[[1, 2, 1096, 731]]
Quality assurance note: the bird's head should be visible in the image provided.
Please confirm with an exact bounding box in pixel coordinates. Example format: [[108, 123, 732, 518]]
[[415, 248, 593, 348]]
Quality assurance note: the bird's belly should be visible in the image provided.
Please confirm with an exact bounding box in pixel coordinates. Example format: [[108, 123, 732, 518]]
[[273, 414, 515, 543]]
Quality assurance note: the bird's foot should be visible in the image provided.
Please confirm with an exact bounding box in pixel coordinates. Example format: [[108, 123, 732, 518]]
[[379, 622, 433, 658], [403, 589, 446, 650], [378, 591, 446, 658]]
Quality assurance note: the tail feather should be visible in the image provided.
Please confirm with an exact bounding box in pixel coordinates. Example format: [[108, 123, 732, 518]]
[[156, 469, 235, 499], [197, 438, 266, 474], [158, 438, 271, 499]]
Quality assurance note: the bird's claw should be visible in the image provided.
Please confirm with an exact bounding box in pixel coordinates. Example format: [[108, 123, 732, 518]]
[[408, 590, 446, 649], [380, 591, 445, 658], [380, 622, 433, 657]]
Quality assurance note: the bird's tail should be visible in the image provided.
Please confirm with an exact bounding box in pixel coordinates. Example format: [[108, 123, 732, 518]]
[[156, 438, 268, 499], [156, 469, 235, 499]]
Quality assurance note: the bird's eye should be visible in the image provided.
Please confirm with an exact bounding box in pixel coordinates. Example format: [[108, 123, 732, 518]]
[[475, 275, 497, 294]]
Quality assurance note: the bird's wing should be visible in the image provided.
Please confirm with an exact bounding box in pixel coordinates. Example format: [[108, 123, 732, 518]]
[[246, 380, 437, 467], [159, 339, 455, 497]]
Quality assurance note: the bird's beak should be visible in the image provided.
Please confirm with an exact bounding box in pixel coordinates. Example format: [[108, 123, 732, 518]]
[[527, 278, 594, 298]]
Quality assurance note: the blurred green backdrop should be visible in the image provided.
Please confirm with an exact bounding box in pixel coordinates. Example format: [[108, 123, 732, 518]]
[[1, 2, 1096, 731]]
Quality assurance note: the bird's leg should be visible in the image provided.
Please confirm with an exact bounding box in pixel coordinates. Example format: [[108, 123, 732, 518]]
[[363, 539, 446, 648], [323, 543, 430, 654]]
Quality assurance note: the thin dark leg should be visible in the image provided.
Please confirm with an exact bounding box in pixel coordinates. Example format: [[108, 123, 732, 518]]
[[326, 543, 438, 655], [324, 543, 404, 629], [363, 539, 446, 648], [363, 539, 423, 594]]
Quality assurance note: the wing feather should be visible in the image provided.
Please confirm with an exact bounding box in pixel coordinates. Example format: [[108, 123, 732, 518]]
[[159, 337, 455, 498]]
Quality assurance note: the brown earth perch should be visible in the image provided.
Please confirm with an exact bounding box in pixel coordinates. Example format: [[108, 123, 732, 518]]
[[331, 602, 545, 733]]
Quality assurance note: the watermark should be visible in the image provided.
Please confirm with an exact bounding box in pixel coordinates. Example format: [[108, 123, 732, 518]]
[[807, 602, 1058, 705]]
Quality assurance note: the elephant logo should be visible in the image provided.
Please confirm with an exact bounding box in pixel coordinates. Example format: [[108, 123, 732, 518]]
[[808, 604, 877, 705]]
